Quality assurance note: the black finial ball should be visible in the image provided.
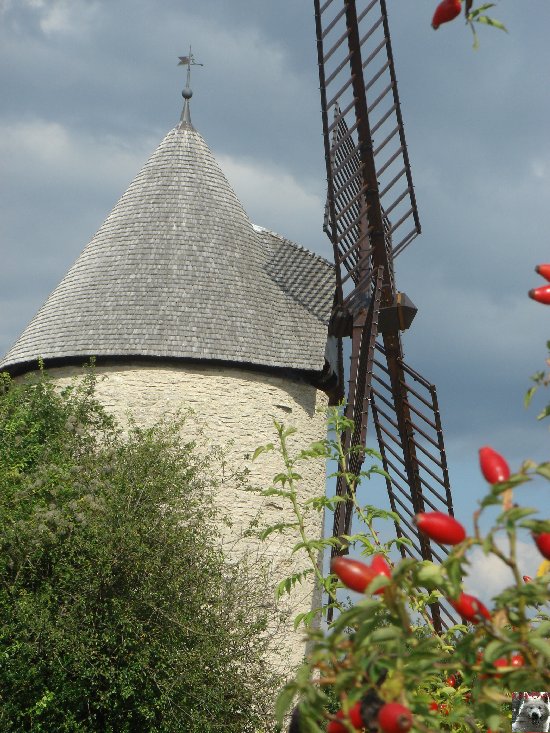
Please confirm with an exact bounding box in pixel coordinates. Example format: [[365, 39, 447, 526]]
[[182, 87, 193, 99]]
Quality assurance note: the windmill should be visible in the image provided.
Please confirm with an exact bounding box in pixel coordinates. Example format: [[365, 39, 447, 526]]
[[313, 0, 456, 632]]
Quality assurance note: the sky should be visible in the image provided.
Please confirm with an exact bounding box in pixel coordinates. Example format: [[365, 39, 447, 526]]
[[1, 0, 550, 602]]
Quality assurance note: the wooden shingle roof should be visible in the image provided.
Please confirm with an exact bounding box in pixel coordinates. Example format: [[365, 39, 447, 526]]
[[1, 115, 334, 377]]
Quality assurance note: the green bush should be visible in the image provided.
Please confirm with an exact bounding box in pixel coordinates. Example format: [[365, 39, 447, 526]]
[[0, 368, 279, 732]]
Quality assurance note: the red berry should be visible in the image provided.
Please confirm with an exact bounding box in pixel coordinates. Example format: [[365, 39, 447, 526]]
[[449, 592, 491, 624], [371, 554, 392, 576], [348, 702, 364, 729], [486, 654, 523, 680], [446, 674, 458, 688], [479, 446, 510, 484], [327, 718, 347, 733], [415, 511, 466, 545], [464, 692, 472, 703], [523, 575, 532, 583], [429, 701, 449, 714], [327, 704, 363, 733], [369, 554, 392, 594], [492, 657, 508, 676], [536, 264, 550, 282], [431, 0, 462, 29], [377, 703, 413, 733], [331, 557, 375, 593], [533, 532, 550, 560], [529, 285, 550, 304]]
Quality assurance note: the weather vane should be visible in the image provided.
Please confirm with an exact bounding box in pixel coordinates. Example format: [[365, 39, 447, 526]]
[[178, 46, 203, 99]]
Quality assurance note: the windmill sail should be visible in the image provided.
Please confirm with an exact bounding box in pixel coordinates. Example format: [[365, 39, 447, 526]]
[[315, 0, 420, 300], [315, 0, 457, 631]]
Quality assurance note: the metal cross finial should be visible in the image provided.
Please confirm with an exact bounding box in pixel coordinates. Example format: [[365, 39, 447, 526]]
[[178, 46, 203, 98], [177, 47, 203, 127]]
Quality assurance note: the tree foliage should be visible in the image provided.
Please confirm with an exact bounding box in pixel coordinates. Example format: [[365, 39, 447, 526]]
[[0, 368, 279, 732]]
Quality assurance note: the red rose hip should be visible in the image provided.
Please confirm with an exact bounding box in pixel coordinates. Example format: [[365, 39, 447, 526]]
[[415, 511, 466, 545], [533, 532, 550, 560], [327, 703, 364, 732], [529, 285, 550, 304], [347, 702, 364, 729], [331, 556, 375, 593], [369, 554, 392, 594], [378, 703, 413, 733], [535, 264, 550, 282], [327, 718, 347, 733], [449, 592, 491, 624], [432, 0, 462, 29], [479, 446, 510, 483]]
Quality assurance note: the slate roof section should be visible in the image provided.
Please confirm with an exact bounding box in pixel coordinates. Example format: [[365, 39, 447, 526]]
[[1, 118, 335, 377]]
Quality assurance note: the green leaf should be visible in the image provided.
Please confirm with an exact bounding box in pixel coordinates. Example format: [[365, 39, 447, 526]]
[[530, 637, 550, 661], [473, 14, 507, 32], [470, 2, 496, 12], [363, 466, 390, 481], [342, 533, 372, 545], [275, 684, 297, 724], [251, 443, 274, 461], [484, 639, 513, 663], [388, 536, 413, 550], [249, 487, 293, 499], [259, 522, 299, 540], [363, 506, 398, 522], [490, 473, 530, 494], [300, 441, 329, 459], [292, 539, 329, 554], [416, 561, 444, 588], [536, 462, 550, 480], [305, 495, 346, 511], [276, 569, 314, 600], [497, 506, 537, 524], [294, 607, 323, 629], [520, 519, 550, 533], [525, 385, 538, 407], [532, 620, 550, 638], [487, 714, 503, 731], [446, 558, 464, 590], [370, 625, 402, 643], [367, 575, 390, 594], [480, 493, 500, 508]]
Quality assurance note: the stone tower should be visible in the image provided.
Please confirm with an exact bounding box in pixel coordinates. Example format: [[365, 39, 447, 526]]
[[0, 82, 336, 673]]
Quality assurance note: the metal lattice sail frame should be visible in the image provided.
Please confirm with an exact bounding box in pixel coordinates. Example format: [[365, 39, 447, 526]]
[[314, 0, 457, 632]]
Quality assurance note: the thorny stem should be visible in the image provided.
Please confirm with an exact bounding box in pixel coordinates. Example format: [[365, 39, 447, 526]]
[[278, 424, 339, 608], [473, 507, 482, 541]]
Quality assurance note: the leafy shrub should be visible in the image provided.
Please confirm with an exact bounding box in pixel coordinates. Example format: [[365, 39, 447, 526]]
[[0, 368, 279, 732], [251, 408, 550, 732]]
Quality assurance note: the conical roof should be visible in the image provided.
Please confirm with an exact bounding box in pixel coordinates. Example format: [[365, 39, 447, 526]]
[[1, 111, 334, 377]]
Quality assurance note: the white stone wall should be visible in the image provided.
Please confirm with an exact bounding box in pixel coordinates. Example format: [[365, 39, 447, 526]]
[[45, 361, 329, 675]]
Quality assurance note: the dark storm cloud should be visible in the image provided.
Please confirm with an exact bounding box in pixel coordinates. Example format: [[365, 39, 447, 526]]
[[1, 1, 550, 587]]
